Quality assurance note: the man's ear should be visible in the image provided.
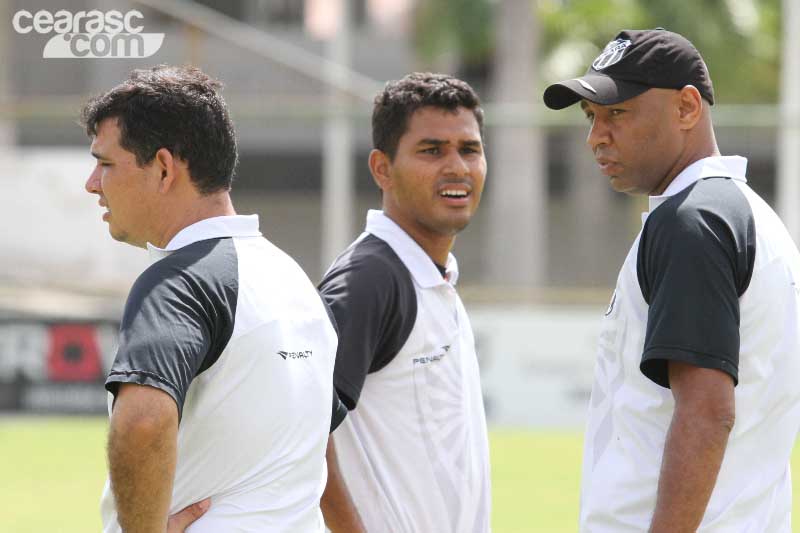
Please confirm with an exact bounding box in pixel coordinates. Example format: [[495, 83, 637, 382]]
[[368, 149, 392, 192], [154, 148, 177, 193], [677, 85, 703, 130]]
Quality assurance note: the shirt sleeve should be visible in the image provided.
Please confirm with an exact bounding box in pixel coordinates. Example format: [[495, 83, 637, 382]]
[[106, 259, 218, 419], [330, 389, 348, 432], [637, 178, 755, 388], [319, 237, 417, 409], [318, 291, 348, 432]]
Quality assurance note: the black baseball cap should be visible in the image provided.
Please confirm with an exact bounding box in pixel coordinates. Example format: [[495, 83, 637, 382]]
[[543, 28, 714, 110]]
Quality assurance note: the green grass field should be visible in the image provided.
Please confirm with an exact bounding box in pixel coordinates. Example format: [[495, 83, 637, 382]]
[[0, 417, 796, 532]]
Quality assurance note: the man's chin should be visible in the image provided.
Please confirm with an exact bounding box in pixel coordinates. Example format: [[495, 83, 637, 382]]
[[608, 175, 625, 191], [109, 226, 132, 245], [437, 213, 472, 236], [608, 176, 644, 196]]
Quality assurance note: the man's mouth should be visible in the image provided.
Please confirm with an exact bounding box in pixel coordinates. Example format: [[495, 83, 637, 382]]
[[596, 158, 621, 176], [438, 181, 473, 204], [440, 188, 470, 199], [99, 199, 111, 220]]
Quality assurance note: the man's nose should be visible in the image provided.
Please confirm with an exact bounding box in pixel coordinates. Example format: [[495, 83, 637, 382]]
[[85, 166, 101, 194], [586, 117, 611, 152], [443, 151, 470, 177]]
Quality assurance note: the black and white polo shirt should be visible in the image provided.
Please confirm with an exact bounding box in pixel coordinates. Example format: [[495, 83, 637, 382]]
[[320, 210, 491, 533], [581, 156, 800, 532], [100, 215, 341, 533]]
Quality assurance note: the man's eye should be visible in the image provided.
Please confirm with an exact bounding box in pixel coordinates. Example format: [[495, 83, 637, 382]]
[[421, 147, 440, 154], [584, 113, 594, 122], [610, 109, 625, 116], [461, 147, 478, 154]]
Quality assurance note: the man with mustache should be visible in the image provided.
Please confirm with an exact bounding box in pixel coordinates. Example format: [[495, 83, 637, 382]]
[[319, 73, 492, 532], [544, 29, 800, 531]]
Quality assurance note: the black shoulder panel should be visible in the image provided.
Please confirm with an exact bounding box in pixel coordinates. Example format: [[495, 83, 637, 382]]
[[638, 177, 755, 388], [319, 234, 417, 409], [106, 238, 239, 419]]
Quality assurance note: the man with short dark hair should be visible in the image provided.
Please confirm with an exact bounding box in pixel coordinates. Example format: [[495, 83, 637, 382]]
[[319, 73, 491, 532], [544, 29, 800, 532], [83, 65, 344, 533]]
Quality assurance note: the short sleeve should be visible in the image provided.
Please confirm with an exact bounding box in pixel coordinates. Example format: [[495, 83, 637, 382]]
[[331, 389, 348, 432], [638, 178, 755, 388], [319, 235, 417, 409], [106, 239, 238, 419], [318, 292, 348, 432]]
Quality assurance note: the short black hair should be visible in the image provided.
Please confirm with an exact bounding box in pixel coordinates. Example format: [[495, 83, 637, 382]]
[[372, 72, 484, 159], [80, 65, 238, 195]]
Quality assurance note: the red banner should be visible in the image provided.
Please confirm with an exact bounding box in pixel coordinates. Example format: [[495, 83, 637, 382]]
[[47, 324, 102, 382]]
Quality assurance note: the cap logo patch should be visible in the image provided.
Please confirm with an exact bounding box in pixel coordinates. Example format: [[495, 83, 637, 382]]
[[592, 39, 632, 70], [576, 79, 597, 93]]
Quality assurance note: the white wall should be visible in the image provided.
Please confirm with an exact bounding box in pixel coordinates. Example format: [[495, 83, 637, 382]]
[[0, 148, 148, 293], [472, 305, 602, 428]]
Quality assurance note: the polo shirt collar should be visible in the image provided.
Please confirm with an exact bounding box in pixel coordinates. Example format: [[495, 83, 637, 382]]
[[364, 210, 459, 288], [147, 215, 262, 261], [646, 155, 748, 217]]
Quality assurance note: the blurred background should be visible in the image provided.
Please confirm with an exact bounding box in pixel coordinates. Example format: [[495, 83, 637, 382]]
[[0, 0, 797, 531]]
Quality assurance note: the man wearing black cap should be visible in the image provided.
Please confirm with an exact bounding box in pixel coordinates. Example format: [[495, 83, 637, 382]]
[[545, 29, 800, 532]]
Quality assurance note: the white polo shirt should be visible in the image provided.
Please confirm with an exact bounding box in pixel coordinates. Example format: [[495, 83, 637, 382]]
[[319, 210, 492, 533], [581, 156, 800, 531], [100, 215, 338, 533]]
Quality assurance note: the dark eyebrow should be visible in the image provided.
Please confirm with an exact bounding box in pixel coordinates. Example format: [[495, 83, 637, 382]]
[[417, 138, 482, 147], [417, 138, 449, 146]]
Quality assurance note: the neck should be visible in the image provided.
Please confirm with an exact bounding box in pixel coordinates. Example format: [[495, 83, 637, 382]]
[[382, 210, 454, 267], [651, 132, 720, 196], [152, 192, 236, 248]]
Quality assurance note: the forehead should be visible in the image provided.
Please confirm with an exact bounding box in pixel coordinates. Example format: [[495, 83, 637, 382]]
[[401, 106, 481, 142], [90, 117, 122, 150], [580, 88, 670, 111], [579, 98, 632, 112]]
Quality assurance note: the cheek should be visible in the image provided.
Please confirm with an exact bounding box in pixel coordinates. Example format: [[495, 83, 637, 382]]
[[472, 161, 487, 193], [98, 171, 112, 196], [395, 164, 433, 196], [637, 126, 677, 166], [621, 126, 657, 163], [101, 175, 128, 208]]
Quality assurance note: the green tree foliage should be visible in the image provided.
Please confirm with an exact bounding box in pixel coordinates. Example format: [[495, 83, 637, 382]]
[[413, 0, 782, 103], [412, 0, 495, 70], [539, 0, 781, 103]]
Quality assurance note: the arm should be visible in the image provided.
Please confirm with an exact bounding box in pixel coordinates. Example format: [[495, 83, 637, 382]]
[[649, 362, 735, 533], [321, 436, 366, 533], [108, 383, 179, 533]]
